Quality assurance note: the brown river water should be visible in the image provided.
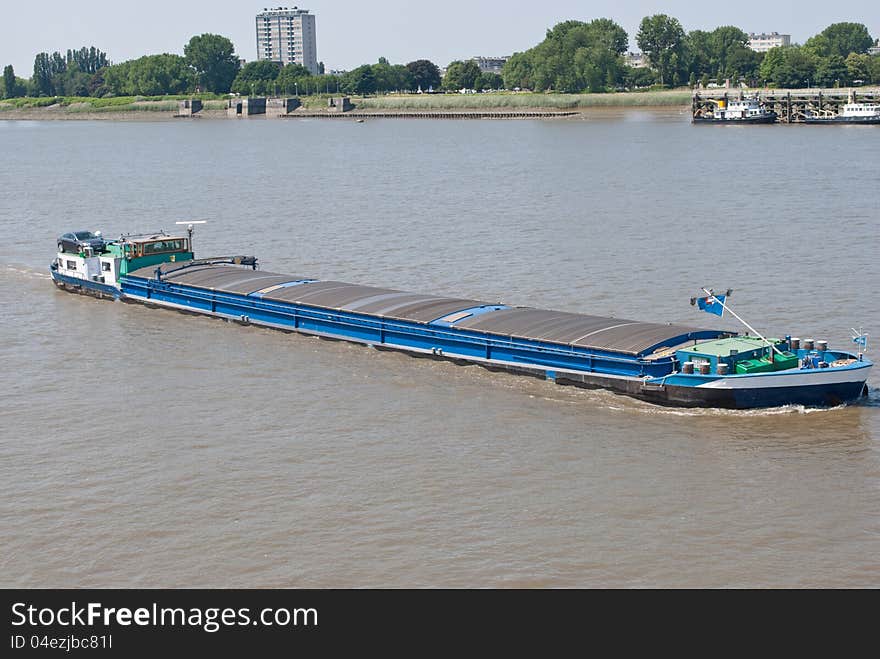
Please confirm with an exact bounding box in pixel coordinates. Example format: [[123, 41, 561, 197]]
[[1, 109, 878, 587]]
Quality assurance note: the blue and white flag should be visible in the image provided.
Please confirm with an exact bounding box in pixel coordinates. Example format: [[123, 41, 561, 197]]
[[694, 294, 726, 317], [851, 332, 868, 349]]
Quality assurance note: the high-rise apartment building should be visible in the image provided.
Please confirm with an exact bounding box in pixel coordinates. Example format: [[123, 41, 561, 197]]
[[256, 6, 318, 74]]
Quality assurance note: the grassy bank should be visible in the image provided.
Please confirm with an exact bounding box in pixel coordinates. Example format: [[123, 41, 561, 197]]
[[354, 90, 692, 110], [1, 90, 692, 116], [0, 94, 227, 114]]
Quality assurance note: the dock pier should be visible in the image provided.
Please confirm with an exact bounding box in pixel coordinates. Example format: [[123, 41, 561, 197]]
[[693, 88, 880, 123], [281, 110, 579, 120]]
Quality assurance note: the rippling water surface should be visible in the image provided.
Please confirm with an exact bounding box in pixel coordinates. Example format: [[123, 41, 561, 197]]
[[1, 110, 878, 587]]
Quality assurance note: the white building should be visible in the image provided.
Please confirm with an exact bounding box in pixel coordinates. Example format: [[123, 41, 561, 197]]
[[869, 39, 880, 56], [472, 56, 509, 74], [748, 32, 791, 53], [624, 52, 648, 68], [256, 6, 318, 74]]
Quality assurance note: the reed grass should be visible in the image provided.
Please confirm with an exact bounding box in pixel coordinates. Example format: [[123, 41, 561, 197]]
[[355, 90, 692, 110]]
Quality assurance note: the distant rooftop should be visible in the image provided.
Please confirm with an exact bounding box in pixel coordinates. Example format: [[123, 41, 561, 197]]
[[258, 6, 311, 15]]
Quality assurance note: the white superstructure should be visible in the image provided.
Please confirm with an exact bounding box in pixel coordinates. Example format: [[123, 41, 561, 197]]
[[840, 102, 880, 118], [712, 97, 772, 120]]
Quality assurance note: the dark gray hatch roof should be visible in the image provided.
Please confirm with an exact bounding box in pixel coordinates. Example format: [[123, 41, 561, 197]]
[[453, 308, 711, 355], [127, 261, 723, 355], [130, 262, 307, 294], [258, 280, 481, 323]]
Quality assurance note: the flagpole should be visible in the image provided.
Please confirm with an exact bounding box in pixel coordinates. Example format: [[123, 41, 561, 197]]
[[702, 288, 784, 358]]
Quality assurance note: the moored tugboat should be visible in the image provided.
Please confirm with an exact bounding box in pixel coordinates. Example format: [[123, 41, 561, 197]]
[[50, 229, 871, 409], [805, 93, 880, 124], [693, 96, 778, 124]]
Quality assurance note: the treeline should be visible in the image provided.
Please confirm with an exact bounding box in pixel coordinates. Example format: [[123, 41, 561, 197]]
[[503, 19, 630, 92], [229, 56, 504, 96], [758, 24, 879, 87], [502, 17, 879, 92], [1, 33, 453, 99], [3, 20, 879, 101], [228, 57, 445, 96], [1, 34, 241, 99]]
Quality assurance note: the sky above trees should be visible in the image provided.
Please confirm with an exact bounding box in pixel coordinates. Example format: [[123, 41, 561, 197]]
[[1, 0, 878, 75]]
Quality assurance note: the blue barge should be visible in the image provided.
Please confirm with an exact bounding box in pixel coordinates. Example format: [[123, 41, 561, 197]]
[[50, 233, 872, 409]]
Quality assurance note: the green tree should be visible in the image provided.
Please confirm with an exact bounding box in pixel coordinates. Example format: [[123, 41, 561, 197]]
[[758, 46, 787, 84], [3, 65, 21, 98], [771, 47, 818, 88], [370, 57, 412, 92], [276, 63, 311, 94], [695, 26, 761, 82], [476, 72, 503, 90], [820, 22, 874, 58], [685, 30, 712, 79], [57, 65, 92, 96], [624, 65, 658, 89], [32, 52, 59, 95], [500, 18, 628, 92], [443, 60, 481, 90], [706, 26, 749, 73], [231, 60, 280, 95], [65, 47, 108, 74], [803, 34, 832, 59], [502, 52, 533, 90], [815, 54, 848, 86], [869, 55, 880, 85], [725, 46, 762, 84], [184, 34, 239, 93], [346, 65, 376, 95], [637, 14, 686, 86], [88, 69, 108, 96], [406, 59, 441, 91], [103, 54, 195, 95], [845, 53, 870, 83]]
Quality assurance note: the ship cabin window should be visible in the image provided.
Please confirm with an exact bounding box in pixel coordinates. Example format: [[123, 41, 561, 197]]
[[66, 260, 77, 270], [139, 239, 188, 256], [102, 262, 111, 271]]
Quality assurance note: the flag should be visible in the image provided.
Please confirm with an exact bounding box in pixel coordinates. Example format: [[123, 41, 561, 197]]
[[852, 333, 868, 349], [694, 294, 726, 317]]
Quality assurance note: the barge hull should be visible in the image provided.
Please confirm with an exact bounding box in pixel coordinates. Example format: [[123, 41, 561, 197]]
[[50, 262, 871, 409], [51, 270, 122, 299], [692, 115, 777, 124], [803, 117, 880, 125]]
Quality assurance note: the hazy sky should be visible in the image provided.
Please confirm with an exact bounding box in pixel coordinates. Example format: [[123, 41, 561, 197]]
[[1, 1, 878, 76]]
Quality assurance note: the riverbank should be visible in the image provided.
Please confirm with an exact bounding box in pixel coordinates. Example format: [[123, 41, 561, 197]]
[[0, 90, 693, 121], [4, 88, 877, 121]]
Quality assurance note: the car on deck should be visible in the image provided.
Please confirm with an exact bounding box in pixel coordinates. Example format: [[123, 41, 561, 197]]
[[57, 230, 106, 254]]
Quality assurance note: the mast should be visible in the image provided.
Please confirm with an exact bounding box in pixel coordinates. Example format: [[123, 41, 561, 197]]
[[702, 288, 784, 358]]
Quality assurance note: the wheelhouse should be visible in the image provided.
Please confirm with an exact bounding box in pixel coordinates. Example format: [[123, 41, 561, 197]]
[[104, 233, 194, 275]]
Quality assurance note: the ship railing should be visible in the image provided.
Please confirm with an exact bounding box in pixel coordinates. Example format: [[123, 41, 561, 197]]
[[126, 275, 679, 375], [154, 255, 258, 280]]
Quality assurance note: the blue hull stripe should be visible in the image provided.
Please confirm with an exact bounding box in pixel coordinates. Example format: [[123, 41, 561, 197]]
[[120, 275, 672, 379], [52, 271, 121, 298]]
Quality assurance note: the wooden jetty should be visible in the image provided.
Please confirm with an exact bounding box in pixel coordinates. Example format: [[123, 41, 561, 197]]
[[281, 110, 579, 120], [693, 89, 880, 123]]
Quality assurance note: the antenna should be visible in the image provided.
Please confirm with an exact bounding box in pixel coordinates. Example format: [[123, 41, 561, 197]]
[[701, 287, 784, 358], [175, 220, 207, 255]]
